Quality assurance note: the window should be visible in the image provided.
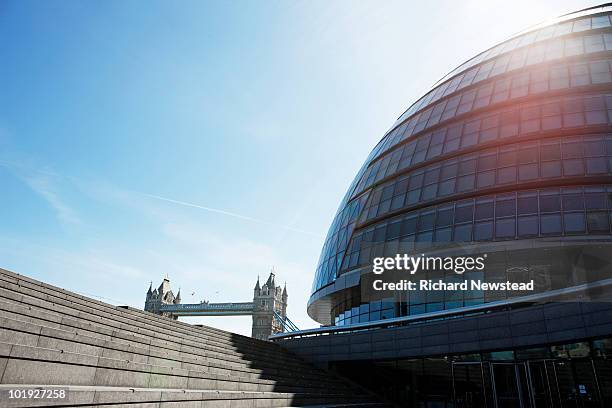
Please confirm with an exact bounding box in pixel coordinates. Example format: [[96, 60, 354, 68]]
[[478, 151, 497, 171], [409, 172, 424, 190], [457, 174, 475, 192], [496, 196, 516, 217], [541, 161, 562, 178], [586, 157, 608, 174], [585, 191, 607, 210], [406, 189, 421, 205], [497, 166, 517, 184], [498, 148, 518, 167], [373, 225, 386, 242], [563, 159, 584, 176], [474, 221, 493, 241], [424, 168, 440, 185], [459, 157, 477, 175], [550, 64, 569, 89], [390, 194, 405, 211], [500, 109, 519, 138], [564, 213, 585, 234], [492, 78, 511, 103], [461, 132, 478, 148], [562, 140, 583, 159], [436, 207, 454, 227], [496, 218, 516, 238], [562, 191, 583, 211], [584, 96, 608, 123], [418, 211, 435, 231], [569, 62, 589, 86], [421, 184, 437, 200], [454, 224, 472, 242], [542, 101, 562, 129], [477, 171, 496, 188], [455, 201, 474, 223], [563, 102, 585, 127], [435, 228, 452, 243], [587, 212, 610, 232], [541, 214, 562, 234], [415, 231, 433, 248], [584, 137, 605, 156], [518, 216, 539, 237], [441, 162, 458, 180], [530, 68, 549, 93], [519, 144, 538, 164], [387, 221, 401, 240], [510, 72, 529, 98], [518, 193, 538, 214], [540, 192, 561, 212], [520, 106, 540, 133], [590, 60, 611, 84], [475, 199, 494, 220], [541, 141, 561, 160], [519, 164, 539, 180], [401, 216, 418, 236]]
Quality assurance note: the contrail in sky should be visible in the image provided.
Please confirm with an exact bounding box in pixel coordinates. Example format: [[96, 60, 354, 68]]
[[0, 158, 322, 238], [143, 193, 321, 237]]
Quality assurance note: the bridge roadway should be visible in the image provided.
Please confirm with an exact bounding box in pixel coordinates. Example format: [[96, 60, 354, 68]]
[[160, 301, 254, 316]]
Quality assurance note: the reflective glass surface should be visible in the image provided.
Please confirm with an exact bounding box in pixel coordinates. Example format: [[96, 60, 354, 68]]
[[311, 8, 612, 325]]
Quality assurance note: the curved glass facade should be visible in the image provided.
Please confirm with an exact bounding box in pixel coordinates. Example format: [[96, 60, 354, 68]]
[[310, 6, 612, 325]]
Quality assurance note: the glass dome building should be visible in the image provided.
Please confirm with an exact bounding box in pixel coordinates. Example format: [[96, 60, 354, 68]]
[[309, 4, 612, 327]]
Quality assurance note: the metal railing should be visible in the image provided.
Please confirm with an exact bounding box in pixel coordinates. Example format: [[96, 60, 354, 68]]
[[270, 278, 612, 341]]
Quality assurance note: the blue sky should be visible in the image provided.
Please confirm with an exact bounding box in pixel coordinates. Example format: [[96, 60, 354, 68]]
[[0, 0, 600, 335]]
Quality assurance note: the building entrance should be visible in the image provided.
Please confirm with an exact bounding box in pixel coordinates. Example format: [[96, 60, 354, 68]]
[[333, 339, 612, 407], [452, 360, 603, 408]]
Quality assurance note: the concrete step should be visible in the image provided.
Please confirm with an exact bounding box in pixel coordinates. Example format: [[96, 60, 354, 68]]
[[0, 273, 315, 373], [0, 288, 328, 379], [0, 305, 346, 389], [0, 268, 386, 406], [0, 385, 384, 407], [0, 340, 358, 395], [0, 270, 283, 353], [0, 278, 317, 372], [0, 317, 350, 393]]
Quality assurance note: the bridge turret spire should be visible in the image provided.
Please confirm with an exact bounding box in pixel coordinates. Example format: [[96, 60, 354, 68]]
[[254, 276, 261, 296], [266, 270, 275, 289]]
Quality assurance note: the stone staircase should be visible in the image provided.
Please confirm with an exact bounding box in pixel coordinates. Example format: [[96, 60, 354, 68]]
[[0, 268, 388, 407]]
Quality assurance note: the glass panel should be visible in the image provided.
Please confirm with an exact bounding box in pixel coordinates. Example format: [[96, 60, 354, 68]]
[[453, 363, 486, 408]]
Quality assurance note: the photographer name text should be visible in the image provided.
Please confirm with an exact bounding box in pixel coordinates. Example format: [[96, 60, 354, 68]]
[[373, 279, 534, 291]]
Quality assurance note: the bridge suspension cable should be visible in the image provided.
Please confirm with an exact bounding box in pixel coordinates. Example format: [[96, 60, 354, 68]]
[[273, 310, 299, 332]]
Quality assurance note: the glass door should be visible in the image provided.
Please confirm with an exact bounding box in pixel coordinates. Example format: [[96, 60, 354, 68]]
[[453, 362, 487, 408], [491, 362, 530, 408], [553, 360, 601, 408], [527, 361, 555, 408]]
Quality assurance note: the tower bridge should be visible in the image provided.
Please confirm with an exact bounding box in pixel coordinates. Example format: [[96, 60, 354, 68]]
[[144, 270, 298, 339]]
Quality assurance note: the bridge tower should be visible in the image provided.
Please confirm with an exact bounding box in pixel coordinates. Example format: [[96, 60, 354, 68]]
[[251, 271, 288, 340], [144, 275, 181, 320]]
